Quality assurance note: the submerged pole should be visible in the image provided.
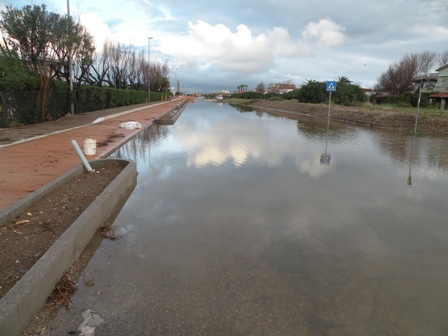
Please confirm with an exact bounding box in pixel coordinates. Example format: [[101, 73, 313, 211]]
[[413, 79, 422, 134], [327, 91, 332, 134]]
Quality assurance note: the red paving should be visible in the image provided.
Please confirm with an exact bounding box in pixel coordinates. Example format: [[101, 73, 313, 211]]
[[0, 100, 181, 211]]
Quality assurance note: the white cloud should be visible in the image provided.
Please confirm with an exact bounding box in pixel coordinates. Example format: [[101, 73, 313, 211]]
[[410, 25, 448, 39], [79, 13, 111, 51], [183, 20, 274, 73], [301, 17, 347, 48]]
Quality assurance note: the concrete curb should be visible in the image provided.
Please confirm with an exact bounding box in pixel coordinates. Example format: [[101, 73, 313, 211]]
[[155, 101, 188, 125], [0, 159, 137, 336]]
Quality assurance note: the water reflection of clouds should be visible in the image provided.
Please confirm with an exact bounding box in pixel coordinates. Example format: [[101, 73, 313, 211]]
[[296, 155, 333, 178], [169, 111, 333, 177], [190, 145, 251, 167]]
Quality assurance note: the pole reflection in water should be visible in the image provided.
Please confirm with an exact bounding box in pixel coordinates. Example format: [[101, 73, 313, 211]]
[[407, 134, 417, 186], [320, 123, 331, 165]]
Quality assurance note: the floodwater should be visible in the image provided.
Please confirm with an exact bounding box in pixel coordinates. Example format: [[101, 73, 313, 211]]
[[50, 100, 448, 335]]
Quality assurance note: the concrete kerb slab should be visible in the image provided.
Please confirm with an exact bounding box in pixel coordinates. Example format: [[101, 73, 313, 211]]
[[0, 159, 137, 336], [155, 101, 188, 125], [91, 101, 166, 124]]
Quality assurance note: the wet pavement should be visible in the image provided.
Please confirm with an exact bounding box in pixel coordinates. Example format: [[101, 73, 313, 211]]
[[0, 100, 181, 210], [41, 100, 448, 335]]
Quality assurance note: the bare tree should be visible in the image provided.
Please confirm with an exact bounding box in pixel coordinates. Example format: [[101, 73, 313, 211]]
[[416, 50, 437, 75], [90, 40, 112, 87], [105, 42, 133, 89], [90, 41, 167, 91], [255, 82, 266, 92], [150, 63, 169, 92], [375, 51, 438, 94], [439, 51, 448, 67]]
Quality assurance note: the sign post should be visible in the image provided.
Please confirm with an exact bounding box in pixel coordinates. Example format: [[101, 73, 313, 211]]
[[325, 81, 337, 134], [321, 81, 337, 165]]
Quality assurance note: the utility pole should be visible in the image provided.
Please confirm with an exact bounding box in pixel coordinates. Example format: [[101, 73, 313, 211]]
[[67, 0, 74, 115], [165, 58, 170, 100]]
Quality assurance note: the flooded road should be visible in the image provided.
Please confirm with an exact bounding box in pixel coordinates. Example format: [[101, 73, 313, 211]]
[[51, 101, 448, 335]]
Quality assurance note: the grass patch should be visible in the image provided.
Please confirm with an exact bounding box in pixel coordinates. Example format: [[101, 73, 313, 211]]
[[225, 98, 252, 105], [362, 103, 448, 115]]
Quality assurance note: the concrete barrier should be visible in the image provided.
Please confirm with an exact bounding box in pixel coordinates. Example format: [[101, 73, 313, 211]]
[[0, 159, 137, 336]]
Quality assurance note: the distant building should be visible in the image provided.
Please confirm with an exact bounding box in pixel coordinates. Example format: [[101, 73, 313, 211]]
[[411, 73, 438, 90], [268, 83, 296, 94], [362, 88, 374, 96], [421, 64, 448, 109]]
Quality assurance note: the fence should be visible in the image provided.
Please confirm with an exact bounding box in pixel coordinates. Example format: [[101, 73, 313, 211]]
[[0, 90, 69, 127], [0, 88, 163, 128]]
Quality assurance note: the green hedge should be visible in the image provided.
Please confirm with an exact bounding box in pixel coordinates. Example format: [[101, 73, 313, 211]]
[[0, 86, 164, 127], [0, 90, 69, 126], [73, 86, 163, 114]]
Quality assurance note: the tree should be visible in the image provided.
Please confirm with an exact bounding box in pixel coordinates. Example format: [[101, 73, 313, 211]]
[[439, 51, 448, 67], [0, 5, 57, 120], [90, 40, 112, 87], [333, 76, 366, 105], [297, 80, 326, 103], [337, 76, 352, 85], [237, 84, 247, 93], [255, 82, 266, 93], [0, 55, 38, 91], [0, 4, 95, 120], [374, 51, 438, 94]]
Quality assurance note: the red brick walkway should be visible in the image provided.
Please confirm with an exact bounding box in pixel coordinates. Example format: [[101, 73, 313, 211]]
[[0, 100, 181, 210]]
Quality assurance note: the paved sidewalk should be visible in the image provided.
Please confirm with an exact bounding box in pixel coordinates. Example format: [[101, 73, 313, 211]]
[[0, 100, 181, 211]]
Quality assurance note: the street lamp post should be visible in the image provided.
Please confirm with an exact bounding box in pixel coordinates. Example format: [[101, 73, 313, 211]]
[[67, 0, 74, 115], [147, 37, 153, 102], [165, 58, 170, 100]]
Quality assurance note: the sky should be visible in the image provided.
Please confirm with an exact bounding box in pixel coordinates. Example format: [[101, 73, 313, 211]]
[[2, 0, 448, 93]]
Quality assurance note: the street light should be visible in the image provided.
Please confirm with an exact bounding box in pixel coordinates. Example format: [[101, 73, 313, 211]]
[[147, 37, 153, 102], [165, 58, 170, 100], [67, 0, 74, 115]]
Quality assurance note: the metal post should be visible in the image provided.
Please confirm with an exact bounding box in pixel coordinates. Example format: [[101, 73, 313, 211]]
[[67, 0, 74, 115], [165, 58, 170, 100], [407, 134, 416, 186], [413, 79, 422, 134], [148, 37, 153, 102], [327, 91, 332, 134]]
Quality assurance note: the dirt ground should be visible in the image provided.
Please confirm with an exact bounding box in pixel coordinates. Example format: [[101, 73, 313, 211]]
[[0, 164, 123, 299], [248, 100, 448, 134]]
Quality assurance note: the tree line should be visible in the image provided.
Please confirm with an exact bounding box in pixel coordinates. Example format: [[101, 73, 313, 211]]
[[234, 50, 448, 107], [0, 4, 170, 125], [232, 77, 366, 105]]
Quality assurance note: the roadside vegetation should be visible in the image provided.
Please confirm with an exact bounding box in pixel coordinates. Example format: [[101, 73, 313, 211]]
[[0, 4, 172, 127], [212, 50, 448, 116]]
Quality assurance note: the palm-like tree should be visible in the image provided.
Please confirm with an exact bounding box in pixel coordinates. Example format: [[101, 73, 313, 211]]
[[337, 76, 352, 85]]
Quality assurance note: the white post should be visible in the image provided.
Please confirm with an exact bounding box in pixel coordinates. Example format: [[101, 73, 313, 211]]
[[71, 140, 93, 172]]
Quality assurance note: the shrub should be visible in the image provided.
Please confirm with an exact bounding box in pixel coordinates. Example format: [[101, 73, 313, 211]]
[[297, 80, 326, 103]]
